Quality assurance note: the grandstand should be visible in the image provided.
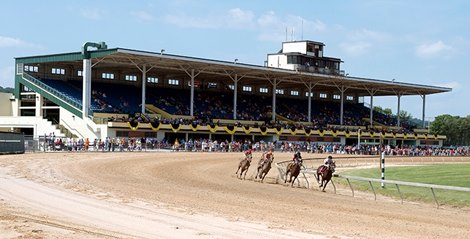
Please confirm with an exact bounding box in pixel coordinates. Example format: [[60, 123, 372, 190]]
[[0, 40, 451, 147]]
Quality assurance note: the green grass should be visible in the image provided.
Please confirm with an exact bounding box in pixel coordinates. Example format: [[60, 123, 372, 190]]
[[338, 164, 470, 207]]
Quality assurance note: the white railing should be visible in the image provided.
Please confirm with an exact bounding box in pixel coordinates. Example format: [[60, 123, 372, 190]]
[[337, 175, 470, 208]]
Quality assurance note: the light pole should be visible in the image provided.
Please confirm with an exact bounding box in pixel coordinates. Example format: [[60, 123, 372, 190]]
[[357, 128, 361, 148]]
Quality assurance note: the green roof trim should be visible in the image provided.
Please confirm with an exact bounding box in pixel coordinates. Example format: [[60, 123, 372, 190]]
[[15, 48, 118, 64]]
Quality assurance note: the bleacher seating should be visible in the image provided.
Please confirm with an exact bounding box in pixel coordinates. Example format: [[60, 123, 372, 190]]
[[38, 78, 417, 131]]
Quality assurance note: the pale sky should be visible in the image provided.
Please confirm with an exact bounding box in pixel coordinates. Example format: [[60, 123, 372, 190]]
[[1, 0, 468, 119]]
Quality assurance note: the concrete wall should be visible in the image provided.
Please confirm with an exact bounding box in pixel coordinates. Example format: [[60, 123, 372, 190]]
[[282, 42, 306, 54], [0, 92, 13, 116]]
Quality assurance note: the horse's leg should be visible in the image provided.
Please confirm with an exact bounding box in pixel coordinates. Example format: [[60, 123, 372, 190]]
[[291, 175, 298, 187], [322, 179, 330, 192], [284, 170, 289, 183]]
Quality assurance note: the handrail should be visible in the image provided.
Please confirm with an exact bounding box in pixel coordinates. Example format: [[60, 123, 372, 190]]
[[337, 175, 470, 208], [22, 73, 81, 110], [339, 175, 470, 192]]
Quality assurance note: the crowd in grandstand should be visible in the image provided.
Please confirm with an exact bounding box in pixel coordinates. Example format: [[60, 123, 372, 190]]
[[42, 134, 470, 157]]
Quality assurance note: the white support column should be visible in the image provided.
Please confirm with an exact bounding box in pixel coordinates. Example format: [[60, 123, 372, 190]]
[[364, 88, 377, 128], [141, 65, 146, 114], [82, 59, 92, 119], [190, 69, 195, 117], [271, 79, 277, 122], [340, 91, 344, 125], [421, 94, 426, 128], [397, 94, 401, 127], [233, 74, 238, 120], [35, 93, 43, 117], [225, 72, 245, 120], [369, 95, 374, 127], [304, 81, 314, 122], [340, 86, 345, 125], [181, 67, 203, 117]]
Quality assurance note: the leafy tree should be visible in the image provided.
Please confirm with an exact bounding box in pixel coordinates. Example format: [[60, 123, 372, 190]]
[[431, 114, 470, 146], [0, 86, 14, 93], [398, 110, 412, 122], [383, 108, 393, 116]]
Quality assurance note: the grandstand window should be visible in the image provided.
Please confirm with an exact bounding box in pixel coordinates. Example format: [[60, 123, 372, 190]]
[[228, 84, 234, 90], [52, 68, 65, 75], [102, 73, 115, 79], [147, 77, 158, 84], [168, 79, 179, 85], [291, 90, 299, 96], [125, 75, 137, 81], [24, 65, 38, 72], [346, 95, 354, 101], [319, 93, 328, 99], [276, 89, 284, 95], [242, 86, 252, 92], [259, 87, 268, 93], [208, 82, 217, 88], [333, 94, 341, 100], [77, 70, 82, 76], [305, 92, 314, 97]]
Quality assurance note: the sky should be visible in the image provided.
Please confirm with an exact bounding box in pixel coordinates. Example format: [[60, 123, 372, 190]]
[[0, 0, 468, 120]]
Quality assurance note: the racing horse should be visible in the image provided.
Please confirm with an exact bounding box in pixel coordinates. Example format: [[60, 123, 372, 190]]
[[284, 161, 302, 186], [235, 155, 252, 180], [255, 153, 274, 182], [316, 161, 336, 191]]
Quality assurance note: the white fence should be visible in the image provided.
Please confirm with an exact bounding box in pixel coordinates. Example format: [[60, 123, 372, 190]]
[[338, 175, 470, 208]]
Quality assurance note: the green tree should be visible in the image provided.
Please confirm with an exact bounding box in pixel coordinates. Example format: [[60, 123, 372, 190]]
[[431, 114, 470, 146], [398, 110, 412, 122], [383, 108, 393, 116]]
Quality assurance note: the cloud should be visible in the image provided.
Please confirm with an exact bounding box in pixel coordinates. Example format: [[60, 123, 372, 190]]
[[0, 66, 15, 88], [163, 8, 255, 29], [415, 41, 452, 59], [80, 8, 104, 20], [163, 8, 325, 41], [0, 36, 36, 48], [227, 8, 255, 28], [348, 29, 388, 42], [339, 41, 371, 56], [436, 81, 460, 90], [130, 11, 155, 22], [337, 29, 389, 56]]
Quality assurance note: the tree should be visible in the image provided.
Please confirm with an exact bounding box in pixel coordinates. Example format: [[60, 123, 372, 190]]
[[383, 108, 393, 116], [431, 114, 470, 146], [398, 110, 412, 122]]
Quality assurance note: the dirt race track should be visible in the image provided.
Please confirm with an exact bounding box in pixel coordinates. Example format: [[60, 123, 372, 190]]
[[1, 152, 469, 239]]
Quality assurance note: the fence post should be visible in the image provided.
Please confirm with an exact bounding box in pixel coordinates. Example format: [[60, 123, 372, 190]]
[[369, 181, 376, 201], [381, 152, 385, 188], [346, 178, 355, 197], [430, 187, 439, 208], [395, 184, 403, 204]]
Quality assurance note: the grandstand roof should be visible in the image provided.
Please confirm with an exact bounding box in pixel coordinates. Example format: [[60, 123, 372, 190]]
[[16, 47, 452, 97]]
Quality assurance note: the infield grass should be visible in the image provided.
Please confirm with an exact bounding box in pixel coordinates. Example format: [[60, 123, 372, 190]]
[[338, 164, 470, 207]]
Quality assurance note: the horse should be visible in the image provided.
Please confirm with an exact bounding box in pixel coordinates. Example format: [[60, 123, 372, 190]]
[[235, 156, 251, 180], [316, 161, 336, 191], [255, 154, 273, 182], [284, 161, 302, 186]]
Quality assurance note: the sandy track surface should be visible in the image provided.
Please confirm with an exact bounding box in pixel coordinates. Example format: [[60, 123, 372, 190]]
[[1, 152, 469, 238]]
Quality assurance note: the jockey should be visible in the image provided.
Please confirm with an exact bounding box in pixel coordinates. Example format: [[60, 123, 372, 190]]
[[293, 151, 302, 165], [265, 148, 273, 160], [321, 155, 334, 173], [324, 155, 333, 167], [244, 147, 253, 161], [260, 148, 273, 165]]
